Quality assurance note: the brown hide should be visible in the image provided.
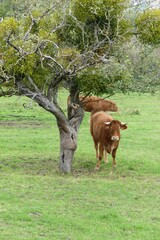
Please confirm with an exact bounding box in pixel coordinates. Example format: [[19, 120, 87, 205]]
[[90, 111, 127, 170], [67, 95, 118, 113]]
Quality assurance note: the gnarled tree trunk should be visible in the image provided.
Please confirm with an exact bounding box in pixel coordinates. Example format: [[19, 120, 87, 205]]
[[59, 126, 77, 173], [58, 102, 84, 173]]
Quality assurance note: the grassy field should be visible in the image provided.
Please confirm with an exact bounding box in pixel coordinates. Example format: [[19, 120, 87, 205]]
[[0, 91, 160, 240]]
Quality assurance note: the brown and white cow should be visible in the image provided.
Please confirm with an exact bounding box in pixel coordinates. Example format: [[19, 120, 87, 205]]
[[67, 95, 118, 113], [90, 111, 127, 170]]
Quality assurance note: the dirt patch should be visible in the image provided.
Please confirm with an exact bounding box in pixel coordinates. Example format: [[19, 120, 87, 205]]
[[0, 120, 50, 128]]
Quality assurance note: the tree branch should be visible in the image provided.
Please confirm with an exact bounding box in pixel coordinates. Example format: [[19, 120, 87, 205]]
[[43, 55, 64, 70], [16, 81, 70, 132], [6, 32, 20, 53], [27, 76, 41, 93], [23, 3, 58, 41], [23, 13, 36, 41]]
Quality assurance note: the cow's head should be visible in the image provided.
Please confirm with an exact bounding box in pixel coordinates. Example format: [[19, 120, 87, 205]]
[[108, 101, 119, 112], [105, 120, 127, 141]]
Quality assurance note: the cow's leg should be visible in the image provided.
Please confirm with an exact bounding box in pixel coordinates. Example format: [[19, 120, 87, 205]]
[[95, 144, 103, 170], [111, 148, 117, 167], [104, 150, 108, 164], [93, 139, 99, 159], [95, 143, 99, 160]]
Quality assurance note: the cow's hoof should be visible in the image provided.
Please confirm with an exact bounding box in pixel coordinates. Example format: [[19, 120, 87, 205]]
[[112, 164, 117, 170], [95, 165, 99, 171]]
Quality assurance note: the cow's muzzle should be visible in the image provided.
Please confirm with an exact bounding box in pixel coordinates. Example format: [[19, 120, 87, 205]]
[[111, 136, 119, 141]]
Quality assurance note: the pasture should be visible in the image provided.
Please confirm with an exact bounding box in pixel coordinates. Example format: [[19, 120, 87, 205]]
[[0, 91, 160, 240]]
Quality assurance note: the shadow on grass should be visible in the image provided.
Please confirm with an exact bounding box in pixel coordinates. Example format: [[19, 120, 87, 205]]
[[1, 154, 159, 181]]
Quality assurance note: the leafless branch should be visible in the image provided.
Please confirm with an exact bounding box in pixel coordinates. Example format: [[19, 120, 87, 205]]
[[6, 32, 20, 53], [52, 21, 66, 33], [27, 76, 41, 93], [68, 13, 85, 45], [23, 13, 36, 41], [23, 3, 58, 41], [39, 4, 58, 21], [43, 55, 64, 70], [16, 81, 70, 132]]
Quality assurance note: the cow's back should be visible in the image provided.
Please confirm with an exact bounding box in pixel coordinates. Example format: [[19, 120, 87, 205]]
[[97, 99, 118, 112], [80, 96, 118, 113], [80, 96, 100, 112], [68, 95, 118, 113]]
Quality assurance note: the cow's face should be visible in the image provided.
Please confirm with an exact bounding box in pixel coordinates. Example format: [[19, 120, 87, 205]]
[[109, 102, 119, 112], [105, 120, 127, 141]]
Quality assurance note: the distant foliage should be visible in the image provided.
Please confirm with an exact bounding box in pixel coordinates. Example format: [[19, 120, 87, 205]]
[[114, 39, 160, 94], [0, 0, 13, 18], [136, 9, 160, 45]]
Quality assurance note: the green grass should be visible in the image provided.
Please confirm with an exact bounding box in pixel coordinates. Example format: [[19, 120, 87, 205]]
[[0, 91, 160, 239]]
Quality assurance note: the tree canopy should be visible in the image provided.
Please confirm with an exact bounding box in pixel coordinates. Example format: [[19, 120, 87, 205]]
[[0, 0, 160, 99], [0, 0, 133, 99]]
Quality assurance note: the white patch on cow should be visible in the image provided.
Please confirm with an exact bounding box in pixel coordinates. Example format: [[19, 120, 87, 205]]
[[121, 122, 127, 126], [110, 142, 118, 154], [105, 122, 111, 125], [104, 150, 108, 163], [111, 136, 119, 141]]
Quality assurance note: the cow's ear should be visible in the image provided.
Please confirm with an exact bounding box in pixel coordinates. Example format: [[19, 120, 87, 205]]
[[120, 122, 127, 130], [105, 122, 111, 128]]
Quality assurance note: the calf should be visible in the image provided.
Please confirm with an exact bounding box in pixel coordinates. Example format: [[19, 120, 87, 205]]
[[67, 95, 118, 113], [90, 111, 127, 170], [80, 96, 118, 113]]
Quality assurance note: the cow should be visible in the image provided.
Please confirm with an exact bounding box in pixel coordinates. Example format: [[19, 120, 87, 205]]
[[67, 95, 118, 113], [90, 111, 127, 170]]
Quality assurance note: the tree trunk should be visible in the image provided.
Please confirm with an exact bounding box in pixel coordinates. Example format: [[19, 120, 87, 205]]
[[58, 102, 84, 173], [59, 126, 78, 173]]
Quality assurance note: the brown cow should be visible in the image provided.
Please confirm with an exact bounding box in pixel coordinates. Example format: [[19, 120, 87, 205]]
[[90, 111, 127, 170], [67, 95, 118, 113]]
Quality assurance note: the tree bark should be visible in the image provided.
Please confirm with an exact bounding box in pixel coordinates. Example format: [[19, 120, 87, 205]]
[[58, 103, 84, 173], [59, 126, 77, 173]]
